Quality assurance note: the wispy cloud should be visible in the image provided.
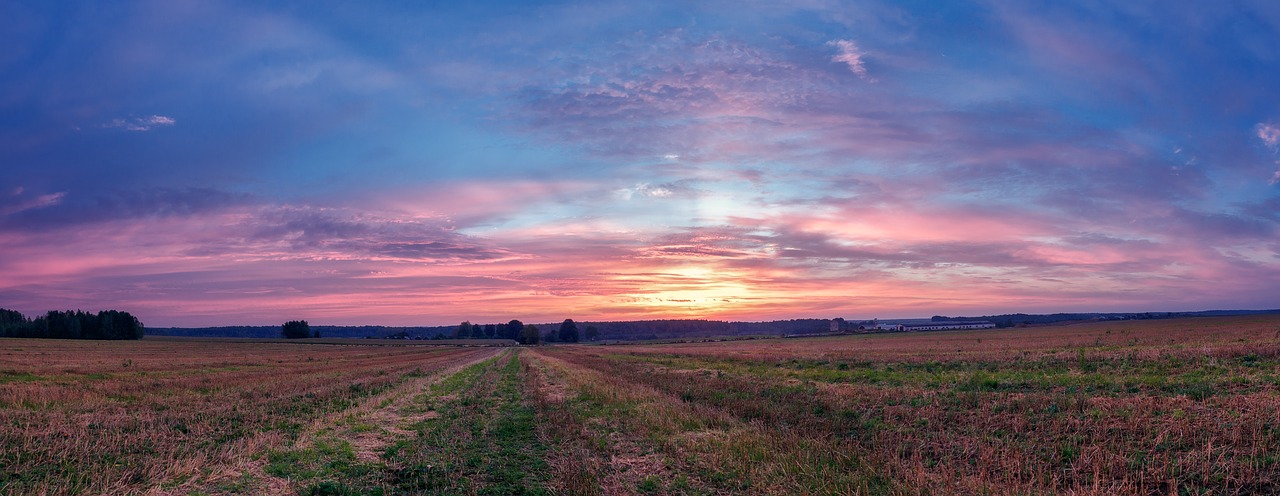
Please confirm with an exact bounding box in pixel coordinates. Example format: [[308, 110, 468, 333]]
[[0, 190, 66, 216], [613, 182, 694, 201], [102, 115, 176, 132], [0, 188, 251, 231], [827, 39, 870, 79]]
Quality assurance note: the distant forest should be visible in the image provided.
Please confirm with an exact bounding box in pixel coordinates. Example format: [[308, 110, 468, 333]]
[[148, 318, 840, 341], [0, 308, 145, 340], [930, 309, 1280, 328], [147, 309, 1280, 342]]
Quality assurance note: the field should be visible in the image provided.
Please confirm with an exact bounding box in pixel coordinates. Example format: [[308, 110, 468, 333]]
[[2, 314, 1279, 495]]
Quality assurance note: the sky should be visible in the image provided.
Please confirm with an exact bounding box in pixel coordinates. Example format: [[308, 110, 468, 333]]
[[2, 1, 1279, 327]]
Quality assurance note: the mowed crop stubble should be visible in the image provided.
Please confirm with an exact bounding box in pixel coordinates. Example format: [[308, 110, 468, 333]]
[[2, 314, 1279, 494]]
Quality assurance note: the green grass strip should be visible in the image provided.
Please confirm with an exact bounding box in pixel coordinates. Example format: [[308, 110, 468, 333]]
[[386, 350, 550, 495]]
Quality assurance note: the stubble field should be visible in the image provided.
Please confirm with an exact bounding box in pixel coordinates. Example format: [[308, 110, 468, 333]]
[[2, 314, 1279, 495]]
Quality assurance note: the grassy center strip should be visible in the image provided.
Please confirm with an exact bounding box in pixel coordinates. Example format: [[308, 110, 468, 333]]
[[205, 348, 500, 495], [380, 349, 550, 495], [0, 344, 490, 496]]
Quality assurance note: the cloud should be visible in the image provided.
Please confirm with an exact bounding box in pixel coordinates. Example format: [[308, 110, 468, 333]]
[[827, 39, 869, 79], [0, 187, 252, 231], [512, 31, 824, 161], [1254, 124, 1280, 185], [613, 182, 694, 201], [0, 190, 65, 216], [175, 204, 519, 264], [1258, 123, 1280, 148], [102, 114, 176, 131]]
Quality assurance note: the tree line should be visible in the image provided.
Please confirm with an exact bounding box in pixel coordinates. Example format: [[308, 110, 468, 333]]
[[573, 318, 830, 340], [276, 318, 595, 345], [450, 319, 600, 345], [452, 319, 542, 344], [0, 308, 145, 340]]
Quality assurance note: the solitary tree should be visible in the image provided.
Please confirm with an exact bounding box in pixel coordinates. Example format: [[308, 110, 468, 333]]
[[282, 320, 311, 339], [558, 319, 579, 343], [584, 325, 599, 342]]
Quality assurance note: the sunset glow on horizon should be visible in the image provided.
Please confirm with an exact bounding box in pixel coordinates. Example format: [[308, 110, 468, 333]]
[[3, 1, 1279, 326]]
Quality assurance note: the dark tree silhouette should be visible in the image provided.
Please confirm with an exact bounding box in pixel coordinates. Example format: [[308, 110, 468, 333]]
[[558, 319, 579, 343], [282, 320, 311, 339], [0, 309, 143, 340], [584, 325, 599, 341], [0, 309, 27, 338], [521, 325, 540, 345], [97, 310, 145, 339], [505, 319, 523, 340]]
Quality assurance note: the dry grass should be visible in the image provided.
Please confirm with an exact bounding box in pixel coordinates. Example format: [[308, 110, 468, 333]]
[[4, 314, 1278, 495], [0, 338, 496, 495], [543, 314, 1280, 495], [604, 314, 1280, 363], [526, 349, 894, 495]]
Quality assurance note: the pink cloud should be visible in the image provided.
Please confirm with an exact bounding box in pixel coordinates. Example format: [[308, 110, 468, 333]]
[[827, 39, 869, 78], [1258, 123, 1280, 148], [4, 161, 1274, 327], [3, 198, 1277, 326]]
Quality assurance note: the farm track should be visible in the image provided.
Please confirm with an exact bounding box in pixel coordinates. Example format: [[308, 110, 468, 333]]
[[0, 341, 503, 496], [239, 349, 551, 495], [186, 346, 502, 495]]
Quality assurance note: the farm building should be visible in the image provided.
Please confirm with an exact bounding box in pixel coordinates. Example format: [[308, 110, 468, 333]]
[[901, 321, 996, 331], [860, 321, 997, 332]]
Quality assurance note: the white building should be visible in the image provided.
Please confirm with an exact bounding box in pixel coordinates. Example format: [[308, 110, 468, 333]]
[[900, 321, 996, 331]]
